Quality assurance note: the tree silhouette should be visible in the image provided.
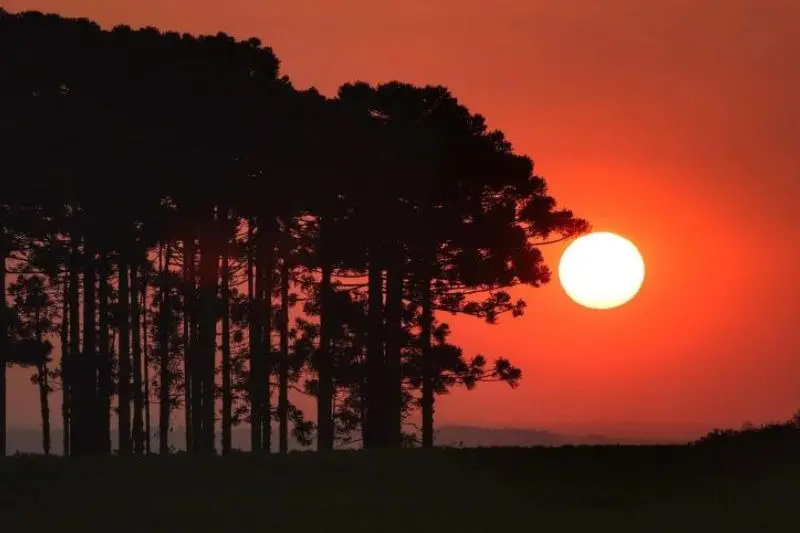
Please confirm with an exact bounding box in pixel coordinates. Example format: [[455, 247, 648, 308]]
[[0, 9, 587, 456], [7, 275, 57, 454]]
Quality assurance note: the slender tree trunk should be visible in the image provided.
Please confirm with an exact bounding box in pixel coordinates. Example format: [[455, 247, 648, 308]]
[[191, 292, 201, 451], [182, 236, 194, 452], [198, 231, 218, 454], [142, 268, 151, 454], [37, 362, 51, 455], [316, 237, 334, 453], [260, 226, 275, 453], [34, 307, 51, 456], [0, 238, 7, 457], [385, 252, 404, 448], [68, 236, 81, 454], [60, 275, 70, 456], [278, 223, 290, 455], [159, 243, 172, 454], [189, 234, 203, 452], [247, 219, 261, 452], [131, 260, 144, 454], [420, 268, 434, 449], [97, 252, 111, 453], [365, 245, 385, 449], [118, 256, 132, 455], [221, 236, 232, 455], [80, 240, 97, 455]]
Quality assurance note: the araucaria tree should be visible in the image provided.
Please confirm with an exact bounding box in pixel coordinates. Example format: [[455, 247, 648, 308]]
[[0, 8, 588, 456]]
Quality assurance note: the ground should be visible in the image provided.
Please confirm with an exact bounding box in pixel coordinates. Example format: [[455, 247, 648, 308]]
[[0, 444, 797, 532]]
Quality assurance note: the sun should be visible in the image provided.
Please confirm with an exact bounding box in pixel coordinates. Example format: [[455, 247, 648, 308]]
[[558, 231, 645, 310]]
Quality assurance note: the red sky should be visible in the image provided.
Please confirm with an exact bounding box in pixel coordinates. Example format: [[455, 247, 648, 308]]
[[5, 0, 799, 439]]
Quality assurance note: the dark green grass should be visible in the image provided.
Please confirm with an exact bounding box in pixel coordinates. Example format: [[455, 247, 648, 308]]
[[1, 444, 798, 532]]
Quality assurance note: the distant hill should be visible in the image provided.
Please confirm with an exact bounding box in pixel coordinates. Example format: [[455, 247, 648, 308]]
[[433, 425, 681, 447], [5, 424, 683, 455]]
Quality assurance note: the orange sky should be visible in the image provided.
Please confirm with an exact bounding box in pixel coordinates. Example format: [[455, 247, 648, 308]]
[[5, 0, 799, 439]]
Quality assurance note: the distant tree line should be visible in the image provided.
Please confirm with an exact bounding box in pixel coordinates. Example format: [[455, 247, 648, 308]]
[[693, 411, 800, 449], [0, 10, 587, 456]]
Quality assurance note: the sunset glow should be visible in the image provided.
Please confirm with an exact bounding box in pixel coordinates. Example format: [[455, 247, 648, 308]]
[[1, 0, 798, 443]]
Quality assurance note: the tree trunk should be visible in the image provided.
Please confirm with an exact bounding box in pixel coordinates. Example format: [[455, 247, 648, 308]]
[[260, 225, 275, 453], [117, 256, 132, 455], [31, 303, 50, 456], [385, 252, 404, 448], [60, 275, 70, 456], [420, 268, 434, 449], [198, 231, 218, 454], [221, 237, 232, 455], [97, 252, 111, 453], [131, 260, 144, 454], [0, 238, 7, 457], [278, 223, 290, 455], [365, 245, 385, 450], [247, 219, 261, 452], [159, 243, 172, 454], [316, 246, 334, 453], [37, 362, 51, 455], [182, 235, 194, 452], [189, 236, 204, 452], [142, 268, 151, 454], [68, 238, 81, 454], [78, 239, 97, 455], [67, 237, 81, 455], [191, 293, 201, 451]]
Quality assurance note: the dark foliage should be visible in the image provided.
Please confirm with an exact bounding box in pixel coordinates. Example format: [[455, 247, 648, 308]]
[[693, 410, 800, 450]]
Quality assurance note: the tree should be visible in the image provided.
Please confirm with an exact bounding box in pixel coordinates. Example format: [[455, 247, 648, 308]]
[[7, 275, 57, 454], [336, 81, 587, 448]]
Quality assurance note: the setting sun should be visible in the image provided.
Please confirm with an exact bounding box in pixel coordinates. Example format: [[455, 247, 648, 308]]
[[558, 232, 645, 310]]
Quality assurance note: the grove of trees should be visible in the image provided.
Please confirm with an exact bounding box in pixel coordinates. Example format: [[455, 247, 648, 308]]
[[0, 9, 588, 456]]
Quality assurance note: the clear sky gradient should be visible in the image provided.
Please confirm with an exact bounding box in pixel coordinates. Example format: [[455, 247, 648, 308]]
[[5, 0, 799, 439]]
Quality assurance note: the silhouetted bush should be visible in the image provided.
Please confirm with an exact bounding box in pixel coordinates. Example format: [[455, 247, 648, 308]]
[[693, 409, 800, 448]]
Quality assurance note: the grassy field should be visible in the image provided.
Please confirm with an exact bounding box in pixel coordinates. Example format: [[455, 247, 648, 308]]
[[1, 444, 797, 532]]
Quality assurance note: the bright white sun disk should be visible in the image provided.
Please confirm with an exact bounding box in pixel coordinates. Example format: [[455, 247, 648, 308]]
[[558, 231, 645, 310]]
